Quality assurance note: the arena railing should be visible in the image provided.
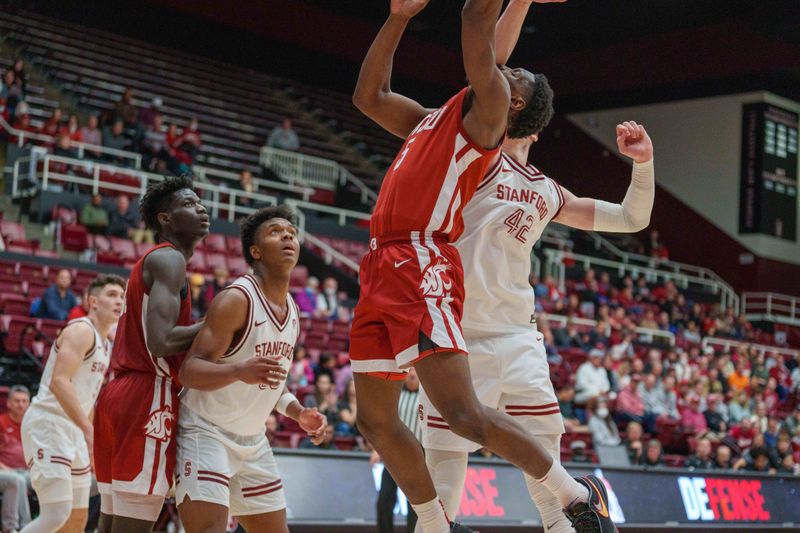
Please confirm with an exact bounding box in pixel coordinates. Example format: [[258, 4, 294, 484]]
[[191, 165, 316, 202], [0, 115, 143, 169], [302, 231, 360, 273], [546, 313, 675, 347], [542, 248, 739, 312], [260, 146, 378, 204], [741, 292, 800, 328], [11, 151, 286, 224], [586, 232, 739, 309], [701, 336, 799, 359]]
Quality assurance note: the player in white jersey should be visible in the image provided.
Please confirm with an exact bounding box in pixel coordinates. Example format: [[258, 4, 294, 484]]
[[21, 275, 125, 533], [417, 2, 655, 532], [177, 205, 327, 533]]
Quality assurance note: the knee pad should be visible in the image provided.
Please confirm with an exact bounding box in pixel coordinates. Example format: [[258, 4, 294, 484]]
[[111, 491, 164, 522], [73, 483, 91, 509], [524, 434, 573, 533], [22, 500, 73, 532], [425, 449, 469, 521]]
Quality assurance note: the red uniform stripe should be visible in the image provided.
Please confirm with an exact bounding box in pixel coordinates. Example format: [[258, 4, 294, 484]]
[[243, 484, 283, 498], [148, 378, 167, 495], [51, 455, 72, 462], [198, 470, 230, 481], [427, 422, 450, 430], [51, 459, 72, 467], [428, 415, 446, 422], [242, 479, 281, 492], [506, 403, 558, 410], [508, 409, 561, 416], [198, 476, 229, 487]]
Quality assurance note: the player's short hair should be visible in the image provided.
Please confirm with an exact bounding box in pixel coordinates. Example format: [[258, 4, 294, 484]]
[[9, 384, 30, 397], [88, 274, 127, 296], [240, 205, 297, 265], [507, 73, 554, 139], [139, 175, 194, 235]]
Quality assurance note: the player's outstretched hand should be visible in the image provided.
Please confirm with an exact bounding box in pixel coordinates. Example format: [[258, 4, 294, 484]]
[[299, 407, 327, 444], [616, 120, 653, 164], [236, 357, 287, 387], [390, 0, 430, 20]]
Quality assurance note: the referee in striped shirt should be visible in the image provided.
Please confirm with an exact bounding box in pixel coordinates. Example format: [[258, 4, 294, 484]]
[[372, 369, 420, 532]]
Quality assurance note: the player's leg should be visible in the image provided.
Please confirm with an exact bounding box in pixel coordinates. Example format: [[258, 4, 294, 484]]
[[179, 500, 229, 532], [94, 386, 115, 533], [524, 435, 573, 533], [236, 510, 289, 533], [20, 478, 73, 532], [419, 450, 468, 529], [56, 471, 91, 533], [354, 374, 450, 533], [414, 351, 588, 508]]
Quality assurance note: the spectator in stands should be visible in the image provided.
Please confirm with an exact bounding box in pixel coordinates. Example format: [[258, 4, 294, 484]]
[[139, 96, 162, 129], [1, 69, 22, 118], [315, 277, 339, 319], [289, 345, 314, 387], [303, 373, 339, 424], [337, 379, 359, 436], [81, 193, 109, 235], [189, 273, 207, 320], [557, 384, 585, 431], [641, 374, 668, 430], [234, 169, 256, 208], [166, 123, 188, 175], [79, 114, 102, 157], [0, 385, 31, 532], [643, 439, 664, 468], [102, 120, 132, 165], [779, 453, 797, 475], [782, 409, 800, 439], [142, 114, 171, 171], [575, 348, 610, 404], [203, 267, 230, 308], [38, 269, 78, 321], [763, 417, 781, 449], [624, 421, 645, 465], [588, 398, 621, 446], [703, 394, 728, 441], [314, 352, 337, 383], [730, 416, 757, 452], [569, 441, 592, 464], [60, 114, 83, 144], [114, 87, 138, 129], [681, 396, 709, 437], [11, 58, 26, 95], [736, 447, 775, 474], [300, 425, 336, 450], [9, 103, 34, 145], [728, 357, 750, 393], [67, 288, 89, 321], [687, 438, 714, 470], [714, 445, 733, 470], [39, 107, 62, 138], [266, 118, 300, 151], [178, 117, 202, 164], [728, 390, 752, 424], [53, 133, 78, 159], [616, 374, 646, 427], [106, 193, 137, 239]]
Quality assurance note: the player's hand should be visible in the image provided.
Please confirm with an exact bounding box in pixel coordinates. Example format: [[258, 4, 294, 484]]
[[616, 121, 653, 164], [298, 408, 327, 444], [236, 357, 287, 387], [390, 0, 430, 20]]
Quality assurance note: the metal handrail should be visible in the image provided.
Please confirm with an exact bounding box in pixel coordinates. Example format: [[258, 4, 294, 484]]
[[260, 145, 378, 204], [542, 248, 739, 312], [742, 292, 800, 327], [0, 115, 143, 168], [701, 336, 799, 359], [544, 313, 675, 346], [192, 165, 316, 202]]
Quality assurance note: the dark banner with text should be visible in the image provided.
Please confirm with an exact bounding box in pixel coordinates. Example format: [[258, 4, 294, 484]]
[[276, 450, 800, 527]]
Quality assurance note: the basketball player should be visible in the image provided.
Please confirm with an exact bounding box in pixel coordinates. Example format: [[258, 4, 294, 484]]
[[93, 175, 209, 533], [21, 275, 125, 533], [176, 205, 326, 532], [350, 1, 616, 532], [417, 3, 655, 531]]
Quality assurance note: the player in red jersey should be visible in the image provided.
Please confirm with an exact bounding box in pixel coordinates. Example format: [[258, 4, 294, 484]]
[[93, 175, 209, 533], [351, 1, 617, 532]]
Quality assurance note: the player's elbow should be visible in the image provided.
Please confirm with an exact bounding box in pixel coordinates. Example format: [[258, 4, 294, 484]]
[[146, 337, 172, 358], [629, 213, 651, 233], [352, 90, 379, 116], [462, 0, 498, 23]]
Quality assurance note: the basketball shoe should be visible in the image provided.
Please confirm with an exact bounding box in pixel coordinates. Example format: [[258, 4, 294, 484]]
[[563, 475, 618, 533]]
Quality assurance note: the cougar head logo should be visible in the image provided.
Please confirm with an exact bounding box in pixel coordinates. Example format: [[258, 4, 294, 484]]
[[419, 258, 452, 297], [143, 405, 175, 442]]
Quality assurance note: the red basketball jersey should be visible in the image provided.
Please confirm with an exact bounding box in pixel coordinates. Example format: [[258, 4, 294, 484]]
[[110, 242, 192, 385], [370, 87, 501, 241]]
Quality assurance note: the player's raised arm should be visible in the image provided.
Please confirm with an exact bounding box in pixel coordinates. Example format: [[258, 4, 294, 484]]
[[461, 0, 510, 149], [352, 0, 432, 139], [555, 121, 655, 232], [179, 288, 287, 391], [49, 322, 96, 450], [495, 0, 566, 66], [142, 247, 203, 357]]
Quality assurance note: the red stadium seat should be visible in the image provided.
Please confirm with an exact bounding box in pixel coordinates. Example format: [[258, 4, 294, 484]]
[[38, 318, 66, 342], [187, 250, 208, 273], [225, 236, 243, 256], [226, 256, 248, 277], [204, 234, 227, 253], [0, 293, 31, 316], [205, 253, 227, 272], [60, 224, 89, 252], [110, 237, 137, 261], [1, 315, 39, 355]]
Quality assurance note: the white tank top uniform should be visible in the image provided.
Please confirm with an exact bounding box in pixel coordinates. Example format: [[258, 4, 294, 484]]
[[421, 154, 566, 453], [22, 317, 110, 492], [177, 274, 299, 515]]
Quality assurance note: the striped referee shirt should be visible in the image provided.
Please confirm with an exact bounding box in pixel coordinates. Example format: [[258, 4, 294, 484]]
[[398, 386, 422, 441]]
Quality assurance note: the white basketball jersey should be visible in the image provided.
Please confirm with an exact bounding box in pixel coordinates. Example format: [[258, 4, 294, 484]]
[[30, 317, 110, 419], [181, 274, 299, 436], [456, 153, 564, 334]]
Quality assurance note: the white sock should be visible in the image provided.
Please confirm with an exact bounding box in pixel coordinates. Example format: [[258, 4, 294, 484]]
[[536, 459, 589, 508], [411, 497, 450, 533], [526, 435, 576, 533], [421, 449, 469, 528]]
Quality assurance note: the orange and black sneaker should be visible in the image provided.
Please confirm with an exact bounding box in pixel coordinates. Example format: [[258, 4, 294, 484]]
[[563, 475, 618, 533], [449, 522, 477, 532]]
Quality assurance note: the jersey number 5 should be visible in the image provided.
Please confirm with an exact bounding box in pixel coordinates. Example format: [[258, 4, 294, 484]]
[[504, 208, 534, 244]]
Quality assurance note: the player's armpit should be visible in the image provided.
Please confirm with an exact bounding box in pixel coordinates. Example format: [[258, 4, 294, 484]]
[[552, 186, 596, 230], [179, 288, 249, 391], [143, 247, 200, 357]]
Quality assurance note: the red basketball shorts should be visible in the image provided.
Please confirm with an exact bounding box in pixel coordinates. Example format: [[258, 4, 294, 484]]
[[349, 231, 467, 379], [94, 372, 179, 498]]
